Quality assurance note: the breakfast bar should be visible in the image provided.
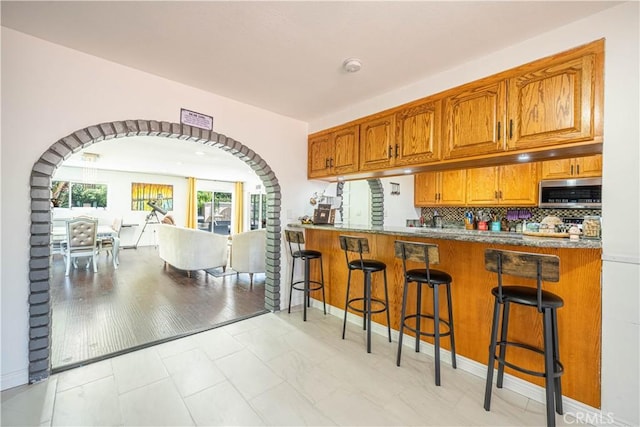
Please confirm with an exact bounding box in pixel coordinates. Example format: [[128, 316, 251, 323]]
[[293, 223, 602, 409]]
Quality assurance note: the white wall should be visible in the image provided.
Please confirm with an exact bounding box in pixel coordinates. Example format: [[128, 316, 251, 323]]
[[0, 27, 319, 390], [311, 3, 640, 424], [379, 176, 420, 227]]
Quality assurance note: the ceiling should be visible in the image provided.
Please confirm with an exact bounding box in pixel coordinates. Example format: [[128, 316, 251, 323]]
[[2, 1, 619, 181]]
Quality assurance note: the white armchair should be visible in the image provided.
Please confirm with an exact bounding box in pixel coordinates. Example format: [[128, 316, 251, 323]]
[[230, 229, 266, 288]]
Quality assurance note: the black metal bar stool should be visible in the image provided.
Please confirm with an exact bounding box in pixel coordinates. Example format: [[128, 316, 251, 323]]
[[395, 240, 457, 386], [483, 249, 564, 427], [339, 235, 392, 353], [285, 229, 326, 321]]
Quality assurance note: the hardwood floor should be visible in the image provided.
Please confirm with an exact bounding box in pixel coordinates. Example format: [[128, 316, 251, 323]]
[[50, 245, 267, 372]]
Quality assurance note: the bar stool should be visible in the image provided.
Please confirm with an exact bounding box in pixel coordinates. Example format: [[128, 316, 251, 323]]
[[395, 240, 457, 386], [285, 229, 326, 321], [483, 249, 564, 427], [339, 235, 392, 353]]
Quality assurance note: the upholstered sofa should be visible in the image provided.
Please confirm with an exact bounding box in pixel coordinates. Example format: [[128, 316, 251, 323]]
[[230, 228, 266, 288], [158, 224, 228, 277]]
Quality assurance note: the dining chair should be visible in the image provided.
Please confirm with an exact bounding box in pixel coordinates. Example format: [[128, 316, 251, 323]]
[[65, 218, 99, 276], [100, 217, 122, 265]]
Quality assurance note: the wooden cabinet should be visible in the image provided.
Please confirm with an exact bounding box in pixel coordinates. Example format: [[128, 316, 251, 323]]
[[415, 169, 466, 206], [361, 101, 442, 171], [359, 113, 396, 171], [541, 154, 602, 179], [443, 41, 602, 159], [308, 40, 603, 180], [395, 99, 441, 166], [308, 125, 360, 179], [466, 163, 538, 206], [507, 53, 598, 151], [442, 80, 506, 159]]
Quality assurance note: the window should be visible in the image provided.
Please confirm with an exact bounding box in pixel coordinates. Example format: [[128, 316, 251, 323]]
[[51, 180, 108, 208], [197, 190, 232, 235], [250, 193, 267, 230]]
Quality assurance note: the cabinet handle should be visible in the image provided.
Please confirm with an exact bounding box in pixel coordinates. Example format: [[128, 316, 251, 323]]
[[388, 146, 393, 159], [499, 190, 503, 199], [509, 120, 513, 139], [395, 144, 399, 158], [571, 164, 574, 175], [330, 158, 334, 167], [495, 191, 498, 199], [576, 164, 580, 175], [325, 158, 329, 168], [437, 193, 441, 201], [497, 122, 501, 141]]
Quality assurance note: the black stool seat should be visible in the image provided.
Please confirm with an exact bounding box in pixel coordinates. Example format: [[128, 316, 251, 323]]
[[395, 240, 457, 386], [405, 269, 452, 285], [348, 259, 386, 272], [340, 235, 392, 353], [484, 249, 564, 427], [491, 286, 564, 308], [285, 230, 326, 322], [293, 249, 322, 259]]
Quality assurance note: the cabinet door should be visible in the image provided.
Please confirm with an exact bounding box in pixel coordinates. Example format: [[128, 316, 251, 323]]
[[466, 166, 499, 205], [576, 154, 602, 177], [395, 100, 441, 166], [308, 133, 332, 178], [439, 169, 467, 205], [499, 163, 539, 206], [359, 114, 396, 171], [414, 172, 439, 206], [443, 80, 507, 159], [507, 54, 596, 150], [541, 154, 602, 179], [332, 125, 360, 175], [540, 158, 573, 180]]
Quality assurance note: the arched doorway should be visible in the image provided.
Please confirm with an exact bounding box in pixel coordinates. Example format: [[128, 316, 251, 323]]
[[28, 119, 282, 383]]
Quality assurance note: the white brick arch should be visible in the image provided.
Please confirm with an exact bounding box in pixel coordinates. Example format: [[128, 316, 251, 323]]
[[28, 119, 282, 383]]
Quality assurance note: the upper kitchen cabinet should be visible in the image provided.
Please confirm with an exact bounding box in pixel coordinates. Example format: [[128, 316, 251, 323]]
[[308, 124, 360, 179], [540, 154, 602, 179], [415, 169, 466, 207], [359, 113, 396, 171], [506, 44, 602, 151], [442, 80, 507, 159], [443, 40, 603, 160], [466, 163, 539, 206], [394, 99, 442, 166]]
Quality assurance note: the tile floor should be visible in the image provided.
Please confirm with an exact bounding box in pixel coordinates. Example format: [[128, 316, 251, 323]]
[[2, 308, 580, 426]]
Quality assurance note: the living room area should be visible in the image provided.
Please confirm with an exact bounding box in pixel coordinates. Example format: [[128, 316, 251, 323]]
[[49, 136, 270, 372]]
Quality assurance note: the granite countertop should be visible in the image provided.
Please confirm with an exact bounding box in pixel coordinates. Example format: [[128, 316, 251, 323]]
[[290, 223, 602, 249]]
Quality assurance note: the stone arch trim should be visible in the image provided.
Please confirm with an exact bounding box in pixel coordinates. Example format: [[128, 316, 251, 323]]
[[334, 179, 383, 226], [367, 179, 384, 227], [28, 120, 282, 383]]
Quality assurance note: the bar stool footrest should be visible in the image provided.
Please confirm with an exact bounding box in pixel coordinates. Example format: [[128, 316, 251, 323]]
[[346, 297, 388, 315], [291, 280, 324, 293], [402, 313, 453, 338], [494, 340, 564, 378]]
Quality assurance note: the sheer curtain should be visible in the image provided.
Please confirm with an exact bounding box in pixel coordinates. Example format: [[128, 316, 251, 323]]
[[186, 177, 197, 229], [233, 181, 243, 234]]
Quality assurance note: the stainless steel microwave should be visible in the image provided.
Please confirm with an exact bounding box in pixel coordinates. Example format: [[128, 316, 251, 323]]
[[539, 177, 602, 209]]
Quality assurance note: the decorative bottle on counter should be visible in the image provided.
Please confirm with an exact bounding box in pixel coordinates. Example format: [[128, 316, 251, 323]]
[[432, 210, 443, 228], [582, 216, 601, 239]]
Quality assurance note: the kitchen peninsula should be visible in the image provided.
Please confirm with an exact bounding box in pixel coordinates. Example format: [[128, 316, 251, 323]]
[[293, 223, 602, 408]]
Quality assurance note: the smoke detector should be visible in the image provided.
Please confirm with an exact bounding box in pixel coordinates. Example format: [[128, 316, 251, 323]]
[[342, 58, 362, 73]]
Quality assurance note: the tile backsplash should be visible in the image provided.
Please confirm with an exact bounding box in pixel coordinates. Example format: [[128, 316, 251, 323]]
[[419, 207, 602, 225]]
